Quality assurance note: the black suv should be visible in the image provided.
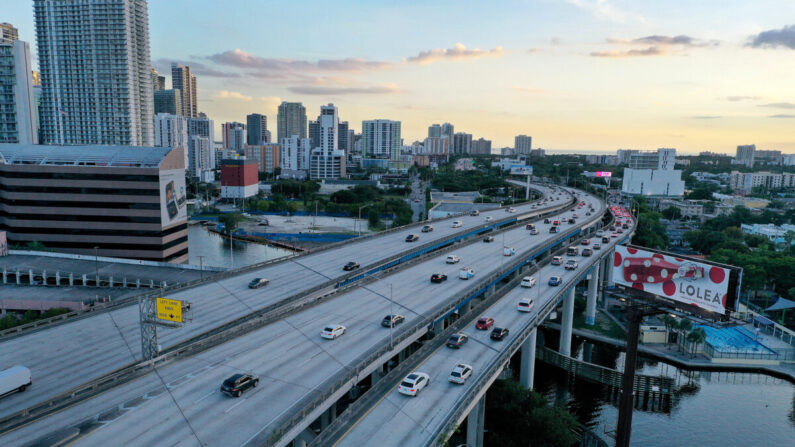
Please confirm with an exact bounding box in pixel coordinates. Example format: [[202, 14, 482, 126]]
[[343, 261, 360, 271], [221, 374, 259, 397], [405, 234, 419, 242], [490, 327, 510, 341], [446, 333, 469, 348], [381, 314, 405, 327]]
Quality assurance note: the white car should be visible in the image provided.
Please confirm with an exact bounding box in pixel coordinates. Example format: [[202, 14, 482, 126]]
[[503, 246, 516, 256], [520, 276, 536, 288], [529, 229, 539, 235], [452, 220, 463, 228], [459, 267, 475, 280], [446, 254, 460, 264], [508, 207, 517, 213], [320, 324, 346, 339], [448, 363, 473, 384], [517, 298, 535, 312], [596, 230, 604, 236], [398, 372, 430, 396], [485, 216, 494, 222]]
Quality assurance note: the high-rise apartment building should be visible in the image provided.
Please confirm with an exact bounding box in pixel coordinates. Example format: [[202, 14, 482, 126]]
[[308, 119, 320, 149], [734, 145, 756, 168], [246, 113, 270, 145], [309, 104, 344, 179], [628, 148, 676, 170], [222, 122, 246, 151], [171, 63, 197, 117], [428, 124, 442, 138], [319, 104, 338, 153], [514, 135, 532, 155], [246, 144, 280, 174], [471, 138, 492, 155], [35, 0, 154, 146], [188, 135, 214, 182], [338, 121, 349, 152], [187, 116, 214, 142], [441, 123, 454, 141], [154, 113, 188, 150], [280, 135, 311, 172], [0, 39, 37, 144], [277, 101, 307, 141], [453, 132, 472, 155], [362, 119, 401, 160], [0, 23, 19, 43], [154, 89, 182, 115], [151, 67, 165, 91]]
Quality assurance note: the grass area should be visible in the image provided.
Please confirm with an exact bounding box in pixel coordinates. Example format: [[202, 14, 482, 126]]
[[573, 311, 627, 340]]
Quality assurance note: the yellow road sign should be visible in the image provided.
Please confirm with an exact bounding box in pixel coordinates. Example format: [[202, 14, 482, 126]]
[[156, 297, 183, 323]]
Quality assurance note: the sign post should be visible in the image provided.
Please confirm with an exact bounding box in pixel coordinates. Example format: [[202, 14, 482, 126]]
[[139, 295, 192, 360]]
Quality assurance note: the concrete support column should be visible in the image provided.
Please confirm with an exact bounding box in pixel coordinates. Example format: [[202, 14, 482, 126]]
[[82, 274, 87, 286], [69, 273, 74, 286], [598, 257, 607, 307], [136, 279, 141, 288], [3, 268, 7, 284], [149, 279, 154, 288], [109, 276, 114, 287], [560, 288, 575, 357], [294, 440, 307, 447], [585, 263, 600, 325], [16, 270, 21, 285], [123, 277, 127, 288], [519, 329, 537, 389], [466, 395, 486, 447], [605, 250, 615, 287], [55, 271, 60, 285], [320, 404, 336, 430], [29, 269, 34, 285], [42, 270, 47, 285]]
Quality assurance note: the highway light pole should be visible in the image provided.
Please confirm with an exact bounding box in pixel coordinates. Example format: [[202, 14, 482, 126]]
[[358, 203, 373, 237], [389, 283, 394, 350], [197, 255, 204, 280]]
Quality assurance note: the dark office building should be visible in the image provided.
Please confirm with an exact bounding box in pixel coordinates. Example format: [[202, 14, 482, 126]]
[[246, 113, 270, 145], [0, 144, 188, 262]]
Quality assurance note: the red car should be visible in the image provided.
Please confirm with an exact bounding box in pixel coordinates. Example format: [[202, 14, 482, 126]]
[[475, 317, 495, 330], [553, 220, 560, 225], [580, 239, 590, 245]]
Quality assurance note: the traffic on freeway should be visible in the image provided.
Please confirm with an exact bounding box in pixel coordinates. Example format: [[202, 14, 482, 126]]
[[0, 185, 566, 422], [5, 189, 601, 447], [335, 207, 632, 447]]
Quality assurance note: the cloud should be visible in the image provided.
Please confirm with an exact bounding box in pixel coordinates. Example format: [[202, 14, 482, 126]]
[[590, 46, 664, 58], [759, 102, 795, 109], [768, 114, 795, 118], [726, 96, 761, 102], [615, 35, 719, 47], [690, 116, 721, 119], [748, 25, 795, 49], [565, 0, 642, 23], [287, 83, 401, 95], [152, 58, 239, 78], [206, 49, 393, 72], [405, 43, 504, 65], [213, 90, 252, 101]]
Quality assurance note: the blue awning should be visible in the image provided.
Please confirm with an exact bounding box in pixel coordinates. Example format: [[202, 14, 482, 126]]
[[765, 297, 795, 312], [754, 315, 775, 326]]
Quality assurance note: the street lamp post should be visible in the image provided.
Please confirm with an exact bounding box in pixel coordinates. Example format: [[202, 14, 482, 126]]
[[93, 246, 100, 287], [358, 203, 373, 237], [197, 255, 205, 280]]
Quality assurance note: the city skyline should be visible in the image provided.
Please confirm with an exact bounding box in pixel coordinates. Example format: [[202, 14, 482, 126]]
[[5, 1, 795, 152]]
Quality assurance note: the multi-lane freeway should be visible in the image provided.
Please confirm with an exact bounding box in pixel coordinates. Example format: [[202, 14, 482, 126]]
[[2, 187, 603, 447], [336, 207, 632, 447]]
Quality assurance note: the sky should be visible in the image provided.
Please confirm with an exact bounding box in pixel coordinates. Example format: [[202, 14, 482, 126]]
[[5, 0, 795, 154]]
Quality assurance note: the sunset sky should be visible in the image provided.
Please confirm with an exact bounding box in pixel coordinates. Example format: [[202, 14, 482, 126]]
[[6, 0, 795, 153]]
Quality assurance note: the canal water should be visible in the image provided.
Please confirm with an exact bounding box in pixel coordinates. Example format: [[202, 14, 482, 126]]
[[532, 332, 795, 446], [187, 224, 292, 268]]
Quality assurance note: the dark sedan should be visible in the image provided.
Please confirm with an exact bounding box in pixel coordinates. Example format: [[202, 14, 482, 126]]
[[430, 273, 448, 283], [446, 333, 469, 348], [381, 314, 405, 328], [490, 327, 509, 341], [343, 261, 360, 271]]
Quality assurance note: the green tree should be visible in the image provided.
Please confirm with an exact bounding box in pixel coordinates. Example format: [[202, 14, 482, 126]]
[[659, 314, 678, 347], [0, 314, 19, 330], [661, 206, 682, 220], [367, 208, 381, 228], [632, 212, 669, 250], [218, 213, 243, 235], [686, 186, 716, 201], [686, 327, 707, 358], [676, 319, 693, 352]]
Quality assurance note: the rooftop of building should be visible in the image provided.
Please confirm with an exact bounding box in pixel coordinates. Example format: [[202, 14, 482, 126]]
[[0, 144, 173, 168]]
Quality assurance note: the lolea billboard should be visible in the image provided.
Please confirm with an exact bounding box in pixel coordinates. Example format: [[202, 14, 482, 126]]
[[612, 245, 740, 315]]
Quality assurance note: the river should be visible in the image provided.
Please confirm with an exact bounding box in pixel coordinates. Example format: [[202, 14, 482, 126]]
[[531, 331, 795, 446], [187, 224, 293, 268]]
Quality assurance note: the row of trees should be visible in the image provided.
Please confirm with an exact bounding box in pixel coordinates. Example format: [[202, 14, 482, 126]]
[[659, 315, 707, 358]]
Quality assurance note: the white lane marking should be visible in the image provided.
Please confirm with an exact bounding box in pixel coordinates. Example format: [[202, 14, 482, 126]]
[[224, 397, 247, 414], [194, 390, 215, 404]]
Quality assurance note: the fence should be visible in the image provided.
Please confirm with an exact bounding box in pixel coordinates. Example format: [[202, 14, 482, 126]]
[[702, 343, 795, 362]]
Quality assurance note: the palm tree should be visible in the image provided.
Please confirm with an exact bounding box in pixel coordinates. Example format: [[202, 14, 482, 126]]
[[686, 328, 707, 358], [676, 319, 693, 353], [660, 315, 678, 348]]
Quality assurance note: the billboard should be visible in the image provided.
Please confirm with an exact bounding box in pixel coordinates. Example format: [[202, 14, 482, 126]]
[[160, 169, 187, 225], [612, 245, 742, 315], [510, 166, 533, 176], [595, 171, 612, 177]]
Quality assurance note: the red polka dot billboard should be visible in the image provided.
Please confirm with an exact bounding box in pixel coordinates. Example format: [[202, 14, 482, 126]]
[[612, 245, 741, 315]]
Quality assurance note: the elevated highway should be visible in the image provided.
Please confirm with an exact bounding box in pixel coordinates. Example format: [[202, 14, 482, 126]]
[[1, 188, 606, 447]]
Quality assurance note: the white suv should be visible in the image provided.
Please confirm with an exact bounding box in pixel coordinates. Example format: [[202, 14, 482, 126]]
[[520, 276, 536, 288]]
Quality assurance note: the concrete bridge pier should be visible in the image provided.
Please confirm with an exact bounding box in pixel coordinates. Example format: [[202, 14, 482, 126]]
[[560, 288, 575, 357], [466, 395, 486, 447], [519, 328, 537, 389], [69, 273, 74, 286], [320, 404, 337, 430], [292, 428, 316, 447], [585, 263, 600, 325]]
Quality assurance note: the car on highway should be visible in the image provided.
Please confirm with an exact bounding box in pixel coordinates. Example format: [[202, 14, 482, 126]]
[[553, 220, 560, 225], [485, 216, 494, 222], [470, 210, 480, 216], [381, 314, 405, 328], [405, 234, 419, 242], [617, 228, 624, 234], [520, 276, 536, 288], [0, 365, 31, 396], [220, 373, 259, 398], [544, 218, 551, 224], [567, 246, 579, 256], [490, 327, 509, 341], [586, 212, 591, 216], [551, 256, 563, 265], [593, 243, 601, 250], [611, 232, 618, 238], [475, 317, 495, 330], [549, 226, 558, 233], [597, 230, 604, 236], [343, 261, 360, 271], [565, 260, 579, 270], [449, 364, 473, 384], [421, 225, 434, 233], [529, 228, 539, 235], [503, 246, 516, 256], [517, 298, 535, 312], [548, 276, 562, 286], [581, 239, 590, 245], [459, 267, 475, 280], [602, 236, 610, 243], [320, 324, 346, 339], [582, 248, 593, 257], [452, 220, 463, 228], [446, 254, 460, 264], [398, 372, 430, 396], [248, 277, 269, 289], [446, 333, 469, 348], [568, 218, 576, 224], [483, 235, 495, 243], [507, 207, 517, 213], [526, 223, 536, 230], [430, 273, 448, 283]]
